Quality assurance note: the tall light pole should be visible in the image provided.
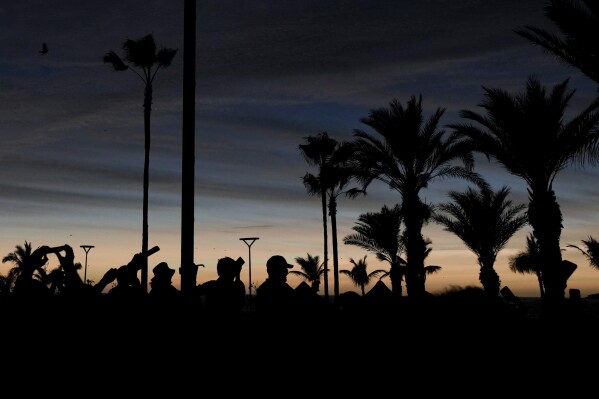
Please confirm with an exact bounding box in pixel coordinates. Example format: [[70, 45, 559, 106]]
[[80, 245, 95, 285], [240, 237, 259, 312]]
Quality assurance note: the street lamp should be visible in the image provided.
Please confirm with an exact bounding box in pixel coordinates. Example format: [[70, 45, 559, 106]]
[[240, 237, 259, 312], [80, 245, 95, 285]]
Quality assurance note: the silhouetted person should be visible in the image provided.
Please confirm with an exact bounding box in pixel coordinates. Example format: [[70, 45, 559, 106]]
[[255, 255, 296, 318], [12, 245, 53, 301], [195, 256, 246, 319], [149, 261, 181, 304], [105, 252, 146, 305]]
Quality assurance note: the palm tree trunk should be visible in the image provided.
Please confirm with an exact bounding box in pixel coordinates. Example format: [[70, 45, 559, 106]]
[[402, 195, 427, 298], [320, 189, 329, 303], [478, 258, 500, 296], [389, 262, 403, 298], [181, 0, 197, 294], [528, 187, 566, 314], [329, 197, 340, 305], [141, 83, 152, 292]]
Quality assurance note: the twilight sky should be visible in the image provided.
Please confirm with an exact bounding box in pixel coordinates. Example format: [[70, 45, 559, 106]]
[[1, 0, 599, 297]]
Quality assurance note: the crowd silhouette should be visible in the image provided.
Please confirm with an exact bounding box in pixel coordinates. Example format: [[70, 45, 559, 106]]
[[2, 241, 596, 333]]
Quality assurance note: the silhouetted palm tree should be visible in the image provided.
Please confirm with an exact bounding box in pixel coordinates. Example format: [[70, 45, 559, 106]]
[[290, 253, 325, 292], [323, 142, 364, 305], [299, 132, 336, 302], [351, 96, 485, 299], [567, 236, 599, 270], [343, 203, 407, 297], [340, 256, 387, 296], [449, 76, 599, 308], [433, 184, 528, 296], [301, 133, 363, 305], [509, 233, 545, 298], [516, 0, 599, 85], [103, 34, 177, 292], [2, 241, 47, 284]]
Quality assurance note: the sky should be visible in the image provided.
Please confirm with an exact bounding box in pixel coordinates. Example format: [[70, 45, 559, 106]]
[[1, 0, 599, 298]]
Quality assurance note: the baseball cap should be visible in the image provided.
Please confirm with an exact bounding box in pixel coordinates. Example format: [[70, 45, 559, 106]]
[[266, 255, 294, 273]]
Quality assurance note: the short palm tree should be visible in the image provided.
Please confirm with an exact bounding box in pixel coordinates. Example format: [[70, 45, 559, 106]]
[[2, 241, 47, 284], [567, 236, 599, 270], [509, 233, 545, 298], [351, 96, 485, 299], [449, 76, 599, 308], [343, 203, 407, 297], [104, 34, 177, 292], [433, 184, 528, 296], [290, 253, 326, 292], [516, 0, 599, 86], [340, 256, 387, 296]]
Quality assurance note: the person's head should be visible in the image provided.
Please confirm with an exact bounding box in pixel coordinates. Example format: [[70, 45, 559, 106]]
[[151, 262, 175, 286], [266, 255, 293, 282], [216, 257, 239, 281]]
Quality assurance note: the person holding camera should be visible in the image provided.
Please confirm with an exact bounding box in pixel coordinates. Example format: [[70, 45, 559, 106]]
[[195, 256, 246, 318], [11, 245, 54, 300], [105, 252, 146, 303]]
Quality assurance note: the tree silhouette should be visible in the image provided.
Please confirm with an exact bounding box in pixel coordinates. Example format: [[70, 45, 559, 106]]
[[103, 34, 177, 291], [2, 241, 47, 285], [433, 184, 528, 296], [567, 236, 599, 270], [449, 76, 599, 310], [290, 253, 325, 292], [323, 141, 364, 305], [516, 0, 599, 86], [351, 96, 484, 299], [340, 256, 387, 296], [343, 203, 407, 297], [509, 233, 545, 298], [299, 132, 336, 302], [300, 133, 363, 304]]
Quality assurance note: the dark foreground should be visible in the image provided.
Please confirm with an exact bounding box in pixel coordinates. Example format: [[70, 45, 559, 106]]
[[3, 294, 599, 395]]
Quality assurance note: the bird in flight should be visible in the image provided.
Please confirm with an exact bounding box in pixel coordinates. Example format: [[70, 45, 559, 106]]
[[39, 42, 48, 55]]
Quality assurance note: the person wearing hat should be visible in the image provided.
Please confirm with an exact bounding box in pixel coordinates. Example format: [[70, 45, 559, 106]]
[[148, 261, 181, 305], [255, 255, 296, 317]]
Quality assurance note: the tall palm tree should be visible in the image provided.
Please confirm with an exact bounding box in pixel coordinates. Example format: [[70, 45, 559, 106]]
[[516, 0, 599, 86], [290, 253, 325, 292], [509, 233, 545, 298], [343, 203, 407, 297], [433, 184, 528, 296], [351, 96, 485, 299], [104, 34, 177, 292], [567, 236, 599, 270], [301, 133, 363, 305], [340, 256, 387, 296], [323, 142, 364, 305], [449, 76, 599, 309], [299, 132, 337, 302]]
